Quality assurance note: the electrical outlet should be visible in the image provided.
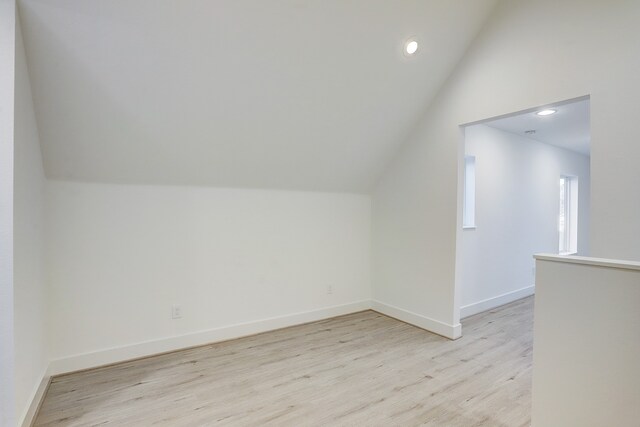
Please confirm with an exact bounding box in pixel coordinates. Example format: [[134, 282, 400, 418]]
[[172, 304, 182, 319], [327, 285, 333, 295]]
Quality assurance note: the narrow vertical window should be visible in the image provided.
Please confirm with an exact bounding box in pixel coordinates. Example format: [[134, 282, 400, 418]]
[[559, 175, 578, 254], [463, 156, 476, 229]]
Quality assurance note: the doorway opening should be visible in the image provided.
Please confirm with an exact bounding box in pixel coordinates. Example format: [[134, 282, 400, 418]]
[[456, 96, 591, 320]]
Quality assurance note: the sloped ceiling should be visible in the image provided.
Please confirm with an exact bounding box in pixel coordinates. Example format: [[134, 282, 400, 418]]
[[19, 0, 497, 192]]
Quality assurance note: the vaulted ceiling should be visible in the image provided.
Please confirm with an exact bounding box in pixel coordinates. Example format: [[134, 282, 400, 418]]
[[19, 0, 498, 192]]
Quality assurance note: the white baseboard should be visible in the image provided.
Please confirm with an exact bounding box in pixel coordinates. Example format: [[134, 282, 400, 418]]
[[47, 298, 468, 376], [48, 300, 372, 376], [371, 300, 461, 340], [460, 285, 535, 319], [19, 372, 50, 427]]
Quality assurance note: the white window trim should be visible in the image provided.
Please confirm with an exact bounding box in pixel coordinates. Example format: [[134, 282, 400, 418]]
[[463, 155, 476, 229], [559, 175, 579, 255]]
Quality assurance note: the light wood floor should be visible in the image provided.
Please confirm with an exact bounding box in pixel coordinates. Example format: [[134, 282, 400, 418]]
[[35, 297, 533, 426]]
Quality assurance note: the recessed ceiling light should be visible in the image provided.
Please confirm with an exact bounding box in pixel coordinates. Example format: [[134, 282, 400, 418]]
[[536, 109, 557, 116], [404, 39, 418, 55]]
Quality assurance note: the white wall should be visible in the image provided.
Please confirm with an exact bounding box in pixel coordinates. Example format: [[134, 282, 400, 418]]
[[459, 125, 590, 316], [372, 0, 640, 333], [0, 0, 16, 425], [532, 255, 640, 426], [46, 182, 371, 372], [13, 15, 48, 426]]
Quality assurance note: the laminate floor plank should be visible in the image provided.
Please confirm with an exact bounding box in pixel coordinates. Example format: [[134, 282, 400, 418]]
[[35, 297, 533, 426]]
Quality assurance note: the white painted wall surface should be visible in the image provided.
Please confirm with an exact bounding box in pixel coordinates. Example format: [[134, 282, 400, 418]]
[[46, 182, 371, 371], [13, 16, 48, 426], [459, 125, 590, 316], [373, 0, 640, 331], [532, 255, 640, 426], [0, 0, 16, 425]]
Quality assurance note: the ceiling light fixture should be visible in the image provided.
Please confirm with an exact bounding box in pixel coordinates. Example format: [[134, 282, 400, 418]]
[[536, 109, 557, 116], [404, 39, 418, 55]]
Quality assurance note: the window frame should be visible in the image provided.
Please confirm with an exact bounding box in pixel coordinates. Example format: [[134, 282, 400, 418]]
[[559, 175, 578, 255], [463, 155, 476, 229]]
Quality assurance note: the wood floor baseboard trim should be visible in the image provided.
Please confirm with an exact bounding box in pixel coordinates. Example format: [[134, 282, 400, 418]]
[[460, 285, 535, 319], [371, 300, 461, 340], [47, 300, 372, 376], [20, 373, 51, 427], [34, 301, 534, 426]]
